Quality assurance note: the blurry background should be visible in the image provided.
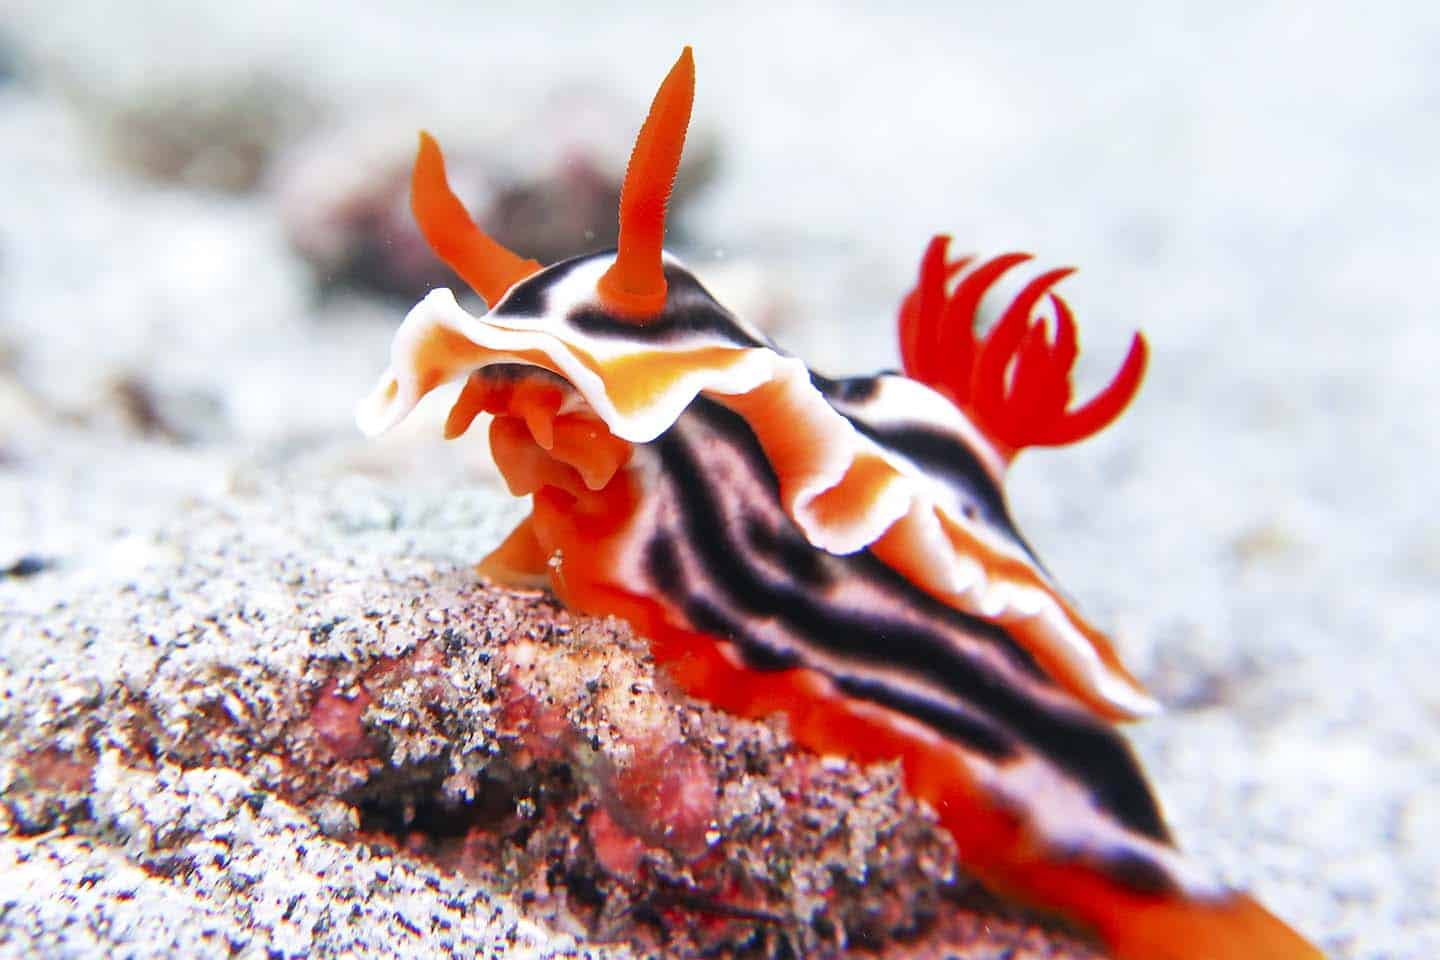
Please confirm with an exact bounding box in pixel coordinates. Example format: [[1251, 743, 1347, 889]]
[[1, 2, 1436, 956]]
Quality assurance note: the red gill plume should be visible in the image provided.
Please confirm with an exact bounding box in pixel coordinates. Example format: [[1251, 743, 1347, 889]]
[[898, 235, 1148, 464]]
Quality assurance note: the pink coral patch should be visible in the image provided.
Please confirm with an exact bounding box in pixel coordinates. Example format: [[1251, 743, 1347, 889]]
[[603, 741, 717, 863], [496, 682, 573, 765], [310, 677, 377, 760], [588, 805, 648, 883]]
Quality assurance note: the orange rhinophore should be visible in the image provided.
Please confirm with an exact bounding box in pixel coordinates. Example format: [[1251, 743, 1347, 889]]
[[596, 46, 696, 318], [411, 130, 541, 306], [357, 46, 1322, 960]]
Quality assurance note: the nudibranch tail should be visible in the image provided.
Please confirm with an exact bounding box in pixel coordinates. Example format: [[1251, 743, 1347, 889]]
[[411, 132, 542, 305], [898, 235, 1149, 465], [358, 45, 1321, 960], [1095, 894, 1324, 960], [596, 45, 696, 318]]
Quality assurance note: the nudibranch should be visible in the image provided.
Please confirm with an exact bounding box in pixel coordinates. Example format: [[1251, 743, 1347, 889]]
[[358, 47, 1320, 960]]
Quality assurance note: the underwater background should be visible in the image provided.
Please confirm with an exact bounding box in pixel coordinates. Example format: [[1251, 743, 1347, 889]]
[[1, 3, 1435, 957]]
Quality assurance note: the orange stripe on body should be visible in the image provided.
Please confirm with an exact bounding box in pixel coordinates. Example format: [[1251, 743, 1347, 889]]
[[722, 380, 841, 502], [583, 345, 749, 420], [805, 453, 898, 532], [866, 509, 1151, 723]]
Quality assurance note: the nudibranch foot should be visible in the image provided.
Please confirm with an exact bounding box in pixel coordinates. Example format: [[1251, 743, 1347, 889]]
[[359, 45, 1321, 960], [475, 513, 549, 589]]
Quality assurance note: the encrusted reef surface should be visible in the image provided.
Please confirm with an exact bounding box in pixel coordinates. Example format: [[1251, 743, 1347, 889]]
[[0, 482, 1100, 959]]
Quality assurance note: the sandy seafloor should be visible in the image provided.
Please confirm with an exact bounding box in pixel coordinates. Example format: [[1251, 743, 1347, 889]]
[[1, 2, 1437, 957]]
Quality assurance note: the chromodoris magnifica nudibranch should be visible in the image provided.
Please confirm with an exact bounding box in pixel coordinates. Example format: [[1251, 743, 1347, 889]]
[[358, 47, 1321, 960]]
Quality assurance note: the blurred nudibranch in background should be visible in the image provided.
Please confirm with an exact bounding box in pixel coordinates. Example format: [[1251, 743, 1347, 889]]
[[358, 45, 1321, 960]]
